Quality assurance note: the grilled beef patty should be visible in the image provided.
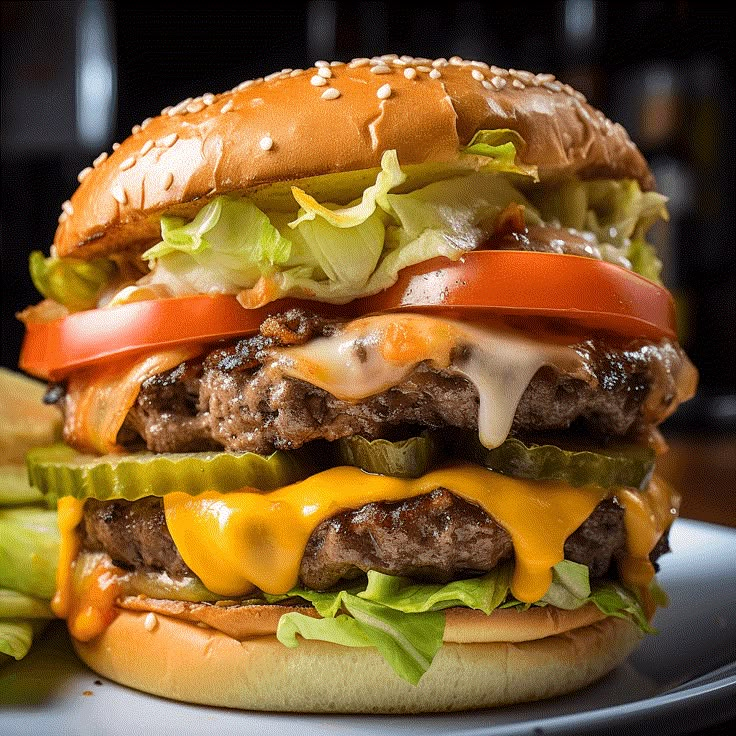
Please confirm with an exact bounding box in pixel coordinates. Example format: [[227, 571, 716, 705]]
[[111, 309, 691, 455], [80, 492, 669, 592]]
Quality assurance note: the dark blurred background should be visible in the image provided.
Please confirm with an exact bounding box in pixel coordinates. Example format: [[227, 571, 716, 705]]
[[1, 0, 734, 435]]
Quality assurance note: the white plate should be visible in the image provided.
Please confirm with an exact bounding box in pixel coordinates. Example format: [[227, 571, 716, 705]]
[[2, 518, 735, 736]]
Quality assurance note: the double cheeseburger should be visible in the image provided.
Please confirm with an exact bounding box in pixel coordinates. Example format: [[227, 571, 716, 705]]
[[20, 55, 697, 713]]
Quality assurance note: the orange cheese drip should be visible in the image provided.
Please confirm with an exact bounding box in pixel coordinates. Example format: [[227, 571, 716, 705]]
[[617, 476, 680, 613], [164, 464, 608, 603], [52, 496, 124, 641]]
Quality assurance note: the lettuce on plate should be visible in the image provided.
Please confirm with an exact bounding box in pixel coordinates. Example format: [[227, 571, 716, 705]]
[[266, 562, 653, 684]]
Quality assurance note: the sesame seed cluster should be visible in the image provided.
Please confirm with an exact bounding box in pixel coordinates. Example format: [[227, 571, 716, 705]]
[[59, 54, 624, 226]]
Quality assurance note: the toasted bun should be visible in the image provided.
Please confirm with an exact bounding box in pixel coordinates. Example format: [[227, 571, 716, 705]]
[[56, 56, 653, 260], [73, 604, 640, 713]]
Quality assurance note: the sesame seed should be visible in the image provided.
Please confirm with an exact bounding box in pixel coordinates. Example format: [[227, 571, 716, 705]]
[[482, 80, 492, 89], [471, 61, 490, 70], [112, 142, 121, 150], [220, 100, 234, 113], [186, 100, 205, 113], [314, 60, 329, 68], [281, 68, 292, 75], [317, 67, 332, 79], [350, 58, 370, 67], [62, 200, 74, 215], [163, 172, 174, 190], [376, 83, 392, 100], [119, 157, 135, 171], [202, 93, 215, 105], [141, 117, 153, 129], [491, 66, 508, 76], [429, 69, 441, 79], [310, 75, 328, 86], [144, 613, 158, 631], [237, 80, 254, 91], [404, 67, 417, 80], [93, 152, 108, 167], [512, 79, 525, 89], [536, 73, 555, 84], [157, 133, 178, 147], [290, 69, 304, 77], [58, 211, 68, 223], [392, 59, 407, 66], [330, 61, 344, 67], [449, 56, 463, 65], [264, 71, 281, 82], [131, 125, 142, 135], [370, 64, 391, 75], [544, 81, 562, 93], [415, 57, 432, 65], [111, 185, 127, 205], [417, 65, 431, 73], [381, 53, 398, 61], [432, 58, 448, 68], [516, 70, 535, 84], [77, 166, 92, 182], [160, 106, 172, 116], [259, 136, 274, 151], [321, 87, 341, 100], [400, 55, 414, 63], [140, 140, 154, 155], [471, 69, 485, 81], [491, 76, 506, 90]]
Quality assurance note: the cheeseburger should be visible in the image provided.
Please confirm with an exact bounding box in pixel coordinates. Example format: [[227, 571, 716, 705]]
[[20, 55, 697, 712]]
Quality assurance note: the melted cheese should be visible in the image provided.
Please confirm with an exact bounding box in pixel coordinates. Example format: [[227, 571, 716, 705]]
[[164, 465, 608, 602], [269, 314, 585, 449]]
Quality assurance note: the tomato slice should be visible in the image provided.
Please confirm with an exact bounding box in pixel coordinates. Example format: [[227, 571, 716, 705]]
[[20, 252, 677, 381]]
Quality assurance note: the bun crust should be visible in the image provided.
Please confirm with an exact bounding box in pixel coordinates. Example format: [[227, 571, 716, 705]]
[[56, 57, 653, 259], [73, 608, 640, 713]]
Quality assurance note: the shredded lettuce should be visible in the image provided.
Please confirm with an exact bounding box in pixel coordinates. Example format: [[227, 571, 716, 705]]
[[531, 179, 668, 281], [266, 563, 653, 684], [461, 129, 539, 181], [29, 251, 117, 311], [139, 144, 542, 306]]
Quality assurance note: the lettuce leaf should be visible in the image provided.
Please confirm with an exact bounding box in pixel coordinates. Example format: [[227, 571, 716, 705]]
[[266, 563, 653, 684], [29, 251, 117, 312], [274, 589, 444, 686], [531, 179, 668, 281], [0, 507, 60, 600], [0, 619, 34, 661], [0, 588, 54, 619], [0, 466, 45, 506], [462, 129, 539, 181]]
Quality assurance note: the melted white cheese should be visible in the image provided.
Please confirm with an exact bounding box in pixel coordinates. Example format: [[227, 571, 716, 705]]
[[269, 313, 585, 448]]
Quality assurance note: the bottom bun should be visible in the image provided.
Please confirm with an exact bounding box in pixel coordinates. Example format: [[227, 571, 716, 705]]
[[73, 608, 641, 713]]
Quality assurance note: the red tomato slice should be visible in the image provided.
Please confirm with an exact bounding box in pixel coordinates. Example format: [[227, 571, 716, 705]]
[[20, 252, 677, 381]]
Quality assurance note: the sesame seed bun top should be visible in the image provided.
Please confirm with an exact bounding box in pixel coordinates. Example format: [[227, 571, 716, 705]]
[[54, 55, 654, 259]]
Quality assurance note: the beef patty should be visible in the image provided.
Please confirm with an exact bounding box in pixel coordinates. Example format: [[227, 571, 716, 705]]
[[80, 492, 669, 592], [107, 309, 692, 455]]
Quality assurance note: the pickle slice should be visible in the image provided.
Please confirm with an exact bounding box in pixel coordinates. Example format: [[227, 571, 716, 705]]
[[26, 444, 312, 501], [336, 434, 437, 478], [453, 433, 655, 490]]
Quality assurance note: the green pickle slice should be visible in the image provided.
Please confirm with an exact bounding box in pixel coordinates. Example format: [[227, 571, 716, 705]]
[[26, 444, 312, 501], [336, 434, 437, 478], [455, 433, 655, 489]]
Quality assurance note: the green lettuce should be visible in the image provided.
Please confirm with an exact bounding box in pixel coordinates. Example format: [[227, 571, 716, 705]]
[[0, 619, 49, 662], [531, 179, 668, 281], [461, 129, 539, 180], [139, 146, 540, 305], [0, 466, 45, 506], [0, 507, 60, 599], [0, 588, 54, 619], [266, 563, 652, 684], [29, 251, 117, 311]]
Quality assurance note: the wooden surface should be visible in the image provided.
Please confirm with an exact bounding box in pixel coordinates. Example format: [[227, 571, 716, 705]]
[[656, 434, 736, 528]]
